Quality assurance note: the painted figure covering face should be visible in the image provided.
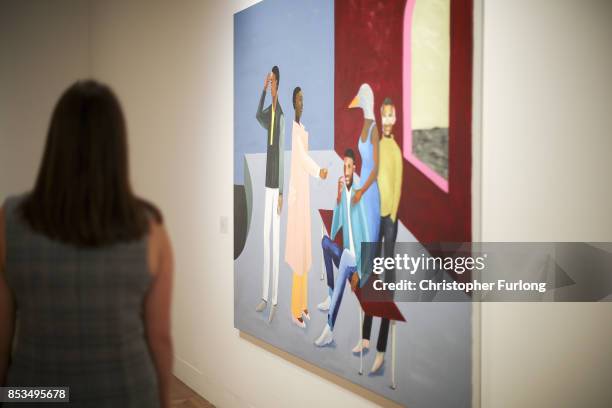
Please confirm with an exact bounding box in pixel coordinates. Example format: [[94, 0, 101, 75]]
[[255, 65, 285, 323], [270, 65, 279, 101], [270, 74, 278, 99], [349, 83, 375, 120]]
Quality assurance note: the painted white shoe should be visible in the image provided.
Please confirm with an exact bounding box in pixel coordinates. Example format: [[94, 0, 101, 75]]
[[255, 300, 267, 312], [302, 310, 311, 321], [370, 352, 385, 374], [292, 316, 306, 329], [352, 339, 370, 354], [314, 324, 334, 347], [317, 296, 331, 311], [268, 304, 277, 323]]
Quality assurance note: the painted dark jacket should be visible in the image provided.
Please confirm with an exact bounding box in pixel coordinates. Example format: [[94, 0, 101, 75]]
[[256, 90, 285, 194]]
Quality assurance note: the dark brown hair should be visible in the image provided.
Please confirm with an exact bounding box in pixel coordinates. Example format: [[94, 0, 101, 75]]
[[20, 80, 161, 247], [292, 86, 302, 109], [344, 148, 355, 162], [272, 65, 280, 86]]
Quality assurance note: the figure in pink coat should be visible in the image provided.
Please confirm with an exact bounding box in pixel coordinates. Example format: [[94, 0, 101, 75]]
[[284, 87, 328, 328]]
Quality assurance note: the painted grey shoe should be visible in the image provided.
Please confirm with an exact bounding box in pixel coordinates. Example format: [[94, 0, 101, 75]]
[[268, 304, 277, 323], [370, 351, 385, 374], [314, 324, 334, 347], [255, 300, 267, 312], [352, 339, 370, 355], [292, 315, 306, 329], [317, 296, 331, 311]]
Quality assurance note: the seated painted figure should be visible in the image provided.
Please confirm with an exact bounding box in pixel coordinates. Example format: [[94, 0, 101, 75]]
[[315, 148, 373, 347]]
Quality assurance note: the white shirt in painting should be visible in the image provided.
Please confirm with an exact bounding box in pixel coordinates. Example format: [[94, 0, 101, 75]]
[[344, 185, 356, 256]]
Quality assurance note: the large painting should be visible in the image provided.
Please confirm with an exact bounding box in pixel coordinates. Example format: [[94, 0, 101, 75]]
[[234, 0, 473, 406]]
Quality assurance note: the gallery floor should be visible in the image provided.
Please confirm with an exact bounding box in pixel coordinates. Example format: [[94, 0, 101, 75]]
[[171, 376, 214, 408]]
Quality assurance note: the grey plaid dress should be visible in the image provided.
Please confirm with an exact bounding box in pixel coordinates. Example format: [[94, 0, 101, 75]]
[[3, 196, 160, 407]]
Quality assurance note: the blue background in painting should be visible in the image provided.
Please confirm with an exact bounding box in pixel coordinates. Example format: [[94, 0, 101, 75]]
[[233, 0, 334, 185]]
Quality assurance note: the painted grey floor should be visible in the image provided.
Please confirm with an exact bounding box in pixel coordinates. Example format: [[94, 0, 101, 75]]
[[234, 151, 471, 408]]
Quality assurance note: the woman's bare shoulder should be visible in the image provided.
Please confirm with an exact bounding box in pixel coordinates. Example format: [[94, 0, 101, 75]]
[[0, 206, 5, 272], [0, 206, 5, 238], [147, 217, 172, 278]]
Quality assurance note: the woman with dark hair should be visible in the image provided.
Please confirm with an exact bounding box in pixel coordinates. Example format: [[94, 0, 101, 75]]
[[0, 80, 173, 407]]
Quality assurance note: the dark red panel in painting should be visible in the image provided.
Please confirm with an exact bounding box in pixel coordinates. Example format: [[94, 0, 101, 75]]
[[334, 0, 473, 242]]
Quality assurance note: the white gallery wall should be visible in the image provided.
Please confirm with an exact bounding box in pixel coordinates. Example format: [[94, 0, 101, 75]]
[[1, 1, 611, 407], [0, 0, 89, 201], [480, 0, 612, 406]]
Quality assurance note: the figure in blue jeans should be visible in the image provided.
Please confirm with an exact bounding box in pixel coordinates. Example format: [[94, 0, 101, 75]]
[[315, 149, 372, 347]]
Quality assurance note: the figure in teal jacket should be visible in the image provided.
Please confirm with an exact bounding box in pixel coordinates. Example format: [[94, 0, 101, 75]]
[[315, 149, 373, 347]]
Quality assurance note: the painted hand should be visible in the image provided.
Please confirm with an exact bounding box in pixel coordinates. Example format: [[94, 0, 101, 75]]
[[319, 168, 328, 180], [277, 195, 283, 215], [264, 73, 271, 91], [337, 177, 344, 205], [352, 189, 363, 205], [350, 272, 359, 292]]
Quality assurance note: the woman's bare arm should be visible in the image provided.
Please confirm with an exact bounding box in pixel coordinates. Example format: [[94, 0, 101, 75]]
[[0, 207, 16, 386], [145, 220, 174, 408], [354, 123, 380, 203], [363, 125, 380, 191]]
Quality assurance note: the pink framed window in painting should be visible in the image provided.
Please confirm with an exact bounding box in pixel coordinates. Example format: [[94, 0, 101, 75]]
[[403, 0, 450, 193]]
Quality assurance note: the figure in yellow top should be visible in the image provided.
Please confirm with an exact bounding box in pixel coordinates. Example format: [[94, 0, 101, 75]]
[[353, 97, 403, 374]]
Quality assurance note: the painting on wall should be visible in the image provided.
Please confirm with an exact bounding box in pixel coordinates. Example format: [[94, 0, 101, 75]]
[[234, 0, 473, 406]]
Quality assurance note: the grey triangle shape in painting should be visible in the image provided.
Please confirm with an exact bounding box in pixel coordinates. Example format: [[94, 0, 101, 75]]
[[554, 261, 575, 289]]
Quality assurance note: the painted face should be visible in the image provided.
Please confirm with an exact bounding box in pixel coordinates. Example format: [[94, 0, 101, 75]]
[[295, 91, 303, 119], [270, 73, 278, 99], [381, 104, 396, 137], [343, 156, 354, 188]]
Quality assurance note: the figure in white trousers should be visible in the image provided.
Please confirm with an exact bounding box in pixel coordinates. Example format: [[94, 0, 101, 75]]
[[256, 187, 281, 322], [255, 66, 285, 324]]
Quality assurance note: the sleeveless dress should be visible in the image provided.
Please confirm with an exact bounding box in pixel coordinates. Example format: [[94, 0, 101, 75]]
[[357, 122, 381, 242], [3, 195, 160, 408]]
